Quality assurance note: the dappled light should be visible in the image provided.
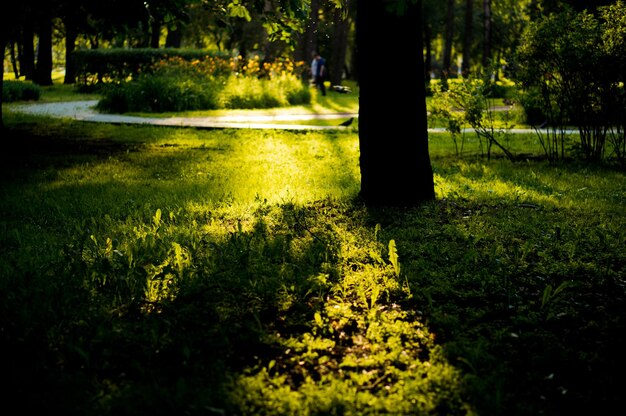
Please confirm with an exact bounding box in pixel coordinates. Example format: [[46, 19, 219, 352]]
[[3, 116, 625, 414], [3, 0, 626, 413], [433, 159, 626, 212], [56, 186, 474, 413]]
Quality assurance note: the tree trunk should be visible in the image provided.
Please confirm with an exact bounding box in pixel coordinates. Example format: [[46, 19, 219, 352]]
[[443, 0, 455, 79], [1, 32, 6, 130], [165, 26, 183, 48], [150, 17, 161, 48], [10, 42, 20, 78], [34, 12, 53, 86], [482, 0, 492, 69], [424, 22, 433, 85], [329, 5, 350, 86], [64, 19, 78, 84], [356, 0, 435, 207], [20, 21, 36, 80], [462, 0, 473, 76]]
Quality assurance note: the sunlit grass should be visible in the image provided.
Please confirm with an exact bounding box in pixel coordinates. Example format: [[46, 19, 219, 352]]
[[2, 106, 625, 415]]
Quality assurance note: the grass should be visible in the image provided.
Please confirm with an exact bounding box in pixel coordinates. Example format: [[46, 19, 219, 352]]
[[1, 85, 625, 415]]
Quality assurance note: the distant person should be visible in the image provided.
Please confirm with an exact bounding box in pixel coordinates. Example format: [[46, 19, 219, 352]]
[[311, 51, 326, 96]]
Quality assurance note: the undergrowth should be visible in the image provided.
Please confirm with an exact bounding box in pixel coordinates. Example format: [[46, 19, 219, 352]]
[[1, 116, 625, 415]]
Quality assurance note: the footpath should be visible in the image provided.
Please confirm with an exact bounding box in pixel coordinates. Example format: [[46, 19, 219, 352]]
[[10, 100, 358, 131], [10, 100, 575, 134]]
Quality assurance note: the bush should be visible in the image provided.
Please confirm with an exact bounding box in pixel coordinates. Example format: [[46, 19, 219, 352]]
[[514, 2, 626, 162], [97, 74, 221, 113], [219, 73, 310, 109], [96, 56, 310, 113], [2, 80, 41, 102], [72, 48, 230, 88]]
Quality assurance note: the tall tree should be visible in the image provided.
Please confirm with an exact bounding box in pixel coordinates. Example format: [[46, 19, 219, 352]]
[[443, 0, 456, 79], [295, 0, 320, 63], [356, 0, 435, 206], [462, 0, 473, 76], [19, 14, 36, 80], [33, 5, 54, 86], [482, 0, 492, 69], [329, 2, 351, 86]]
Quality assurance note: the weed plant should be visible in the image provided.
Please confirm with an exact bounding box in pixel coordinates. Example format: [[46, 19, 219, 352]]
[[1, 108, 625, 415]]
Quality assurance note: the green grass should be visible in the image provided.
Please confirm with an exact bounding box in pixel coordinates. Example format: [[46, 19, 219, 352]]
[[2, 86, 626, 415]]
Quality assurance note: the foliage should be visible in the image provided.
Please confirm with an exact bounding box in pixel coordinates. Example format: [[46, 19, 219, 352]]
[[72, 48, 232, 89], [429, 76, 516, 161], [514, 2, 626, 163], [96, 55, 310, 113], [219, 72, 311, 109], [2, 80, 41, 102], [2, 112, 626, 415]]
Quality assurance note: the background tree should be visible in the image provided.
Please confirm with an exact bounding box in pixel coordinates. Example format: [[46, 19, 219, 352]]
[[328, 0, 354, 86], [442, 0, 456, 79], [461, 0, 474, 76], [482, 0, 492, 68], [514, 1, 626, 162]]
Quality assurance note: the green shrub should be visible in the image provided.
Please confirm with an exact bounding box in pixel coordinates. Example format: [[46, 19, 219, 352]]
[[2, 80, 41, 102], [72, 48, 230, 88], [97, 58, 310, 113], [218, 74, 309, 109]]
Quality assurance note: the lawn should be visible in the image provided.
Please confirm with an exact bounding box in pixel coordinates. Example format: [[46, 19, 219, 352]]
[[1, 85, 625, 415]]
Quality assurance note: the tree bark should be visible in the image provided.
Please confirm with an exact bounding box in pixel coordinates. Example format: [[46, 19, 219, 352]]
[[1, 27, 6, 130], [296, 0, 319, 63], [150, 16, 161, 48], [462, 0, 473, 76], [165, 26, 183, 48], [356, 0, 435, 207], [64, 18, 78, 84], [424, 21, 432, 85], [443, 0, 455, 79], [329, 5, 350, 86], [482, 0, 492, 69], [34, 11, 53, 86], [10, 42, 20, 78], [20, 21, 36, 80]]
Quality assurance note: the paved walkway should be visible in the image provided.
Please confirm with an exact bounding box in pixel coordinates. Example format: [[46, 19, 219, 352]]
[[11, 100, 358, 130], [10, 100, 577, 134]]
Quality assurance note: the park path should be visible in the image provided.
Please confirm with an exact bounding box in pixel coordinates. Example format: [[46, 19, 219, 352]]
[[10, 100, 358, 130], [10, 100, 574, 134]]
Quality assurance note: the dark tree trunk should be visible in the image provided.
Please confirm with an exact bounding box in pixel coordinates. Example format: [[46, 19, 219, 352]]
[[10, 42, 20, 78], [443, 0, 455, 79], [20, 22, 36, 80], [64, 19, 78, 84], [462, 0, 473, 76], [165, 26, 182, 48], [150, 17, 161, 48], [424, 22, 432, 85], [299, 0, 320, 78], [295, 0, 319, 61], [1, 32, 6, 130], [482, 0, 492, 69], [356, 0, 435, 207], [34, 12, 53, 86], [329, 6, 350, 86]]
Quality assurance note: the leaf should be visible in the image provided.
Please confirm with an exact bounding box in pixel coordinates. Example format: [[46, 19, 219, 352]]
[[388, 239, 401, 276], [541, 284, 553, 309], [228, 1, 251, 22], [370, 285, 380, 308], [314, 311, 323, 327], [153, 208, 162, 228]]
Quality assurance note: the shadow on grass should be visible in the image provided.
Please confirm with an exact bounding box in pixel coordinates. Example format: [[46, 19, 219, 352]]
[[2, 120, 625, 415], [2, 199, 471, 415]]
